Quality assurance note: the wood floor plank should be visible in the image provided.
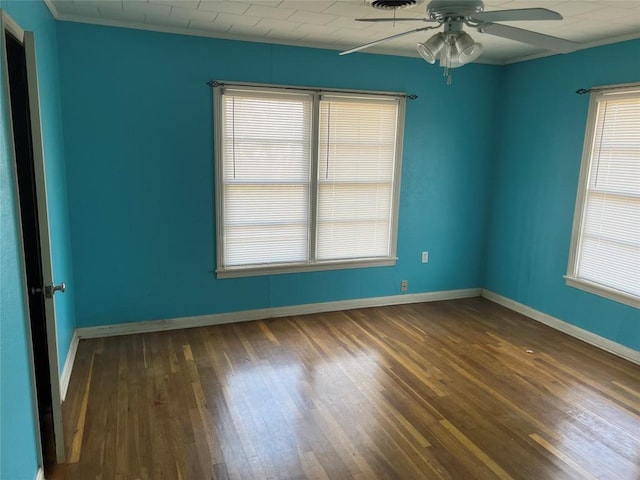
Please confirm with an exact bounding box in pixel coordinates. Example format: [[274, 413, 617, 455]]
[[55, 298, 640, 479], [529, 433, 599, 480], [68, 352, 94, 463]]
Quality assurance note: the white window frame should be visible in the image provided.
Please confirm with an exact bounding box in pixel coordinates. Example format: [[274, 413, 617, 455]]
[[565, 82, 640, 308], [213, 81, 405, 278]]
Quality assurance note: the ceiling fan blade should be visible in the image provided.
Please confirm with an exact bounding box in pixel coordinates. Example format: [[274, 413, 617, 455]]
[[479, 23, 578, 53], [355, 17, 435, 22], [471, 8, 562, 23], [339, 25, 437, 55]]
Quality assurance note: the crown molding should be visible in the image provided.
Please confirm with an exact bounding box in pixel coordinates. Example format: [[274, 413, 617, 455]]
[[41, 3, 640, 68], [46, 7, 506, 65], [43, 0, 59, 19]]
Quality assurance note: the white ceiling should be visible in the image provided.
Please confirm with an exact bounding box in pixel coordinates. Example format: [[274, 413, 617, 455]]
[[46, 0, 640, 63]]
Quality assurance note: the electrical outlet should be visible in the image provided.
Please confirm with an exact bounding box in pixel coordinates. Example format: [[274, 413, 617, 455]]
[[401, 280, 408, 292], [421, 251, 429, 263]]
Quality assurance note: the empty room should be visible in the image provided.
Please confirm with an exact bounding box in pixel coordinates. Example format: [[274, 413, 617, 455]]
[[1, 0, 639, 479]]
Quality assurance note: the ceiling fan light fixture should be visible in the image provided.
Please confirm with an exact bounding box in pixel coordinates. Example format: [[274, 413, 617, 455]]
[[439, 41, 463, 69], [344, 1, 574, 84], [455, 32, 483, 64], [417, 33, 444, 64]]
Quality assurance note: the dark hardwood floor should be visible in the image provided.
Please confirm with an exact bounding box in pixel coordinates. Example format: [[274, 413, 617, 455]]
[[51, 298, 640, 479]]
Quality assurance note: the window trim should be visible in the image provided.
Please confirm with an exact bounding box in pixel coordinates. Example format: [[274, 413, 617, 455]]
[[565, 82, 640, 308], [213, 81, 405, 278]]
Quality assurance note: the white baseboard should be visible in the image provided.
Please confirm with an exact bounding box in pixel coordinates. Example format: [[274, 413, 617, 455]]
[[76, 288, 481, 339], [482, 289, 640, 365], [60, 330, 79, 402], [35, 466, 44, 480]]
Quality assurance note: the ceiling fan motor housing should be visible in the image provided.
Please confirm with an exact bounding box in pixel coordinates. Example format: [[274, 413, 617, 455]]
[[426, 0, 484, 20]]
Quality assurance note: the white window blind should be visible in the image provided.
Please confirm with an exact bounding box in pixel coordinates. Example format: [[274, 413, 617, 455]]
[[317, 97, 398, 261], [221, 90, 312, 267], [568, 86, 640, 305], [215, 84, 404, 277]]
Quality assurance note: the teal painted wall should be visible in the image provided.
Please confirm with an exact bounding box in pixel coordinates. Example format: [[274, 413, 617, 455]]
[[0, 25, 40, 477], [0, 3, 637, 479], [0, 2, 40, 478], [0, 1, 74, 477], [484, 39, 640, 351], [56, 22, 501, 328]]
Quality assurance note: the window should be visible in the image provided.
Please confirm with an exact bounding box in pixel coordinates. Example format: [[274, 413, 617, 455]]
[[566, 84, 640, 307], [214, 83, 405, 278]]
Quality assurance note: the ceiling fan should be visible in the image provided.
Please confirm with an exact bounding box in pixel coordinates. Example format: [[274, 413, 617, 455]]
[[340, 0, 579, 83]]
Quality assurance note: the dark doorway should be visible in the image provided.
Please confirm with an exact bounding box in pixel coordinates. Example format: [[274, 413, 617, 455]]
[[5, 30, 57, 473]]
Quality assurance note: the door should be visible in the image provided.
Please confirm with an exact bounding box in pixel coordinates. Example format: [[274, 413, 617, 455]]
[[1, 11, 65, 468]]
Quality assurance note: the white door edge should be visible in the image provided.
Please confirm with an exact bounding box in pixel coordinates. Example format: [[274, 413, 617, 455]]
[[23, 30, 65, 465]]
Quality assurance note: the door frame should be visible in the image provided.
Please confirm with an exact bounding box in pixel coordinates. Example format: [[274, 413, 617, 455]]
[[1, 9, 65, 465]]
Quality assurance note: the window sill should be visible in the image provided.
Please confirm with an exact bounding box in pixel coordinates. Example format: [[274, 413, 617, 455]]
[[217, 258, 397, 278], [564, 276, 640, 309]]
